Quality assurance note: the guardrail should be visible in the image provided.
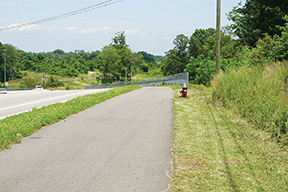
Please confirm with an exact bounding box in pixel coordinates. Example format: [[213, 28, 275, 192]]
[[85, 72, 189, 89], [6, 88, 33, 91]]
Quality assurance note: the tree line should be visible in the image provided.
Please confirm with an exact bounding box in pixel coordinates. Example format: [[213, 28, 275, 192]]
[[1, 0, 287, 85], [162, 0, 288, 85], [0, 31, 163, 84]]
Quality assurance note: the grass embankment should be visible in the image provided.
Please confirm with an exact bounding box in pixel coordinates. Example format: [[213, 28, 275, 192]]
[[171, 85, 288, 191], [212, 62, 288, 144], [0, 85, 141, 151], [134, 73, 164, 80]]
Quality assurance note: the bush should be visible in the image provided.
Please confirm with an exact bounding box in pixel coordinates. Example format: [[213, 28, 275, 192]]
[[212, 62, 288, 143], [46, 76, 64, 88], [18, 82, 27, 88], [185, 55, 232, 85], [24, 77, 42, 88]]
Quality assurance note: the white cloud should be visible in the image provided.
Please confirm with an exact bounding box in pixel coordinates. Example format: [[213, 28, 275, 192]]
[[79, 27, 113, 34], [63, 27, 76, 31], [4, 23, 38, 31], [125, 29, 140, 35], [49, 26, 56, 31], [6, 23, 21, 31], [163, 36, 172, 40]]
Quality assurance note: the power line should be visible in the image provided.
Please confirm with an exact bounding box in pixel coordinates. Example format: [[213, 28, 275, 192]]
[[0, 0, 122, 32]]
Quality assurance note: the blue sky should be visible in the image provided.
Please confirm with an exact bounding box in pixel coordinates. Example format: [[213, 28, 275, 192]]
[[0, 0, 245, 55]]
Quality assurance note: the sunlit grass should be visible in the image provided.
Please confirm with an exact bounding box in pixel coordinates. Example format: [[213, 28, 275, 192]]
[[171, 86, 288, 191], [212, 62, 288, 144], [0, 85, 141, 151], [134, 73, 164, 80]]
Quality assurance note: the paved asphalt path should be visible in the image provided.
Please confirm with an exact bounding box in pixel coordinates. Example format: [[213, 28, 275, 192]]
[[0, 87, 175, 192], [0, 89, 110, 119]]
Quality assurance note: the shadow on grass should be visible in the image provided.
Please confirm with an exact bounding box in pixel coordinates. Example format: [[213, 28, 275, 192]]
[[211, 104, 265, 191], [205, 102, 240, 192], [205, 97, 266, 191]]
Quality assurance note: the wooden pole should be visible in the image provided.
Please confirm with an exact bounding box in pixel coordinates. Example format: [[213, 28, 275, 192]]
[[131, 53, 134, 83], [125, 68, 127, 86], [216, 0, 221, 72]]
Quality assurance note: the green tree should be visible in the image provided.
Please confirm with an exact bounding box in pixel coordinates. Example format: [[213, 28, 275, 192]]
[[112, 31, 127, 50], [99, 44, 120, 83], [0, 42, 4, 82], [185, 55, 216, 85], [202, 32, 239, 61], [162, 34, 189, 75], [112, 31, 133, 80], [188, 28, 216, 58], [33, 53, 46, 73], [138, 51, 156, 64], [227, 0, 288, 46], [274, 16, 288, 60], [3, 44, 20, 80]]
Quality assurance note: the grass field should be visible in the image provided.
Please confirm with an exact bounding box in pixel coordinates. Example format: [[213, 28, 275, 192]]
[[3, 71, 89, 90], [134, 73, 164, 80], [170, 85, 288, 191]]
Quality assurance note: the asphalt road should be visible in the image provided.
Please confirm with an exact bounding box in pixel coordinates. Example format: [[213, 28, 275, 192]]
[[0, 89, 110, 119], [0, 87, 175, 192]]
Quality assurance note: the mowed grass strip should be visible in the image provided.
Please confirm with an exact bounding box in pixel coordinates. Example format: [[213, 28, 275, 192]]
[[171, 86, 288, 191], [0, 85, 141, 151]]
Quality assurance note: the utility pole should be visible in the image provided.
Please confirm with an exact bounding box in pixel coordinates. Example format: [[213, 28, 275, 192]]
[[216, 0, 221, 72], [3, 49, 7, 88], [130, 66, 132, 83], [125, 68, 127, 86], [131, 52, 134, 83], [42, 72, 45, 89]]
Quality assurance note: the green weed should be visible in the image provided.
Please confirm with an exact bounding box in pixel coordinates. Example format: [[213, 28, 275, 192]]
[[171, 86, 288, 191], [212, 62, 288, 145]]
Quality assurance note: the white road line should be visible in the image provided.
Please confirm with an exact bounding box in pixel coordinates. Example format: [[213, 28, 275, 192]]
[[0, 110, 30, 120], [0, 89, 111, 120], [0, 91, 94, 111]]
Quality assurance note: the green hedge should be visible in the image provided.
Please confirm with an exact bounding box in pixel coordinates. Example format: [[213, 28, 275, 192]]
[[0, 85, 141, 150], [212, 62, 288, 144]]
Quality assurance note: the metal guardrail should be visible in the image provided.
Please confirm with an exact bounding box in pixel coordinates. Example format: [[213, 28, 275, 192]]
[[6, 88, 33, 91], [85, 72, 189, 89]]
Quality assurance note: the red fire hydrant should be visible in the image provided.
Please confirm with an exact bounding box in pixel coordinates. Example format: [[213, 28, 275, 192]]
[[180, 83, 188, 98]]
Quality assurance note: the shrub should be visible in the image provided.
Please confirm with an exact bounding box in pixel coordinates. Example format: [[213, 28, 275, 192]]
[[212, 62, 288, 143], [185, 55, 233, 85], [24, 77, 42, 88], [18, 82, 27, 88], [46, 76, 64, 88]]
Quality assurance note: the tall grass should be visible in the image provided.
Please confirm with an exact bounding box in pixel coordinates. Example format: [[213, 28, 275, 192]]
[[0, 85, 141, 151], [171, 86, 288, 191], [212, 62, 288, 144]]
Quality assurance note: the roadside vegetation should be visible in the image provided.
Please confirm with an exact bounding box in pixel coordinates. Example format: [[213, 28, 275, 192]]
[[0, 0, 287, 189], [212, 62, 288, 145], [0, 32, 164, 88], [0, 85, 140, 151], [170, 85, 288, 191], [5, 71, 91, 90]]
